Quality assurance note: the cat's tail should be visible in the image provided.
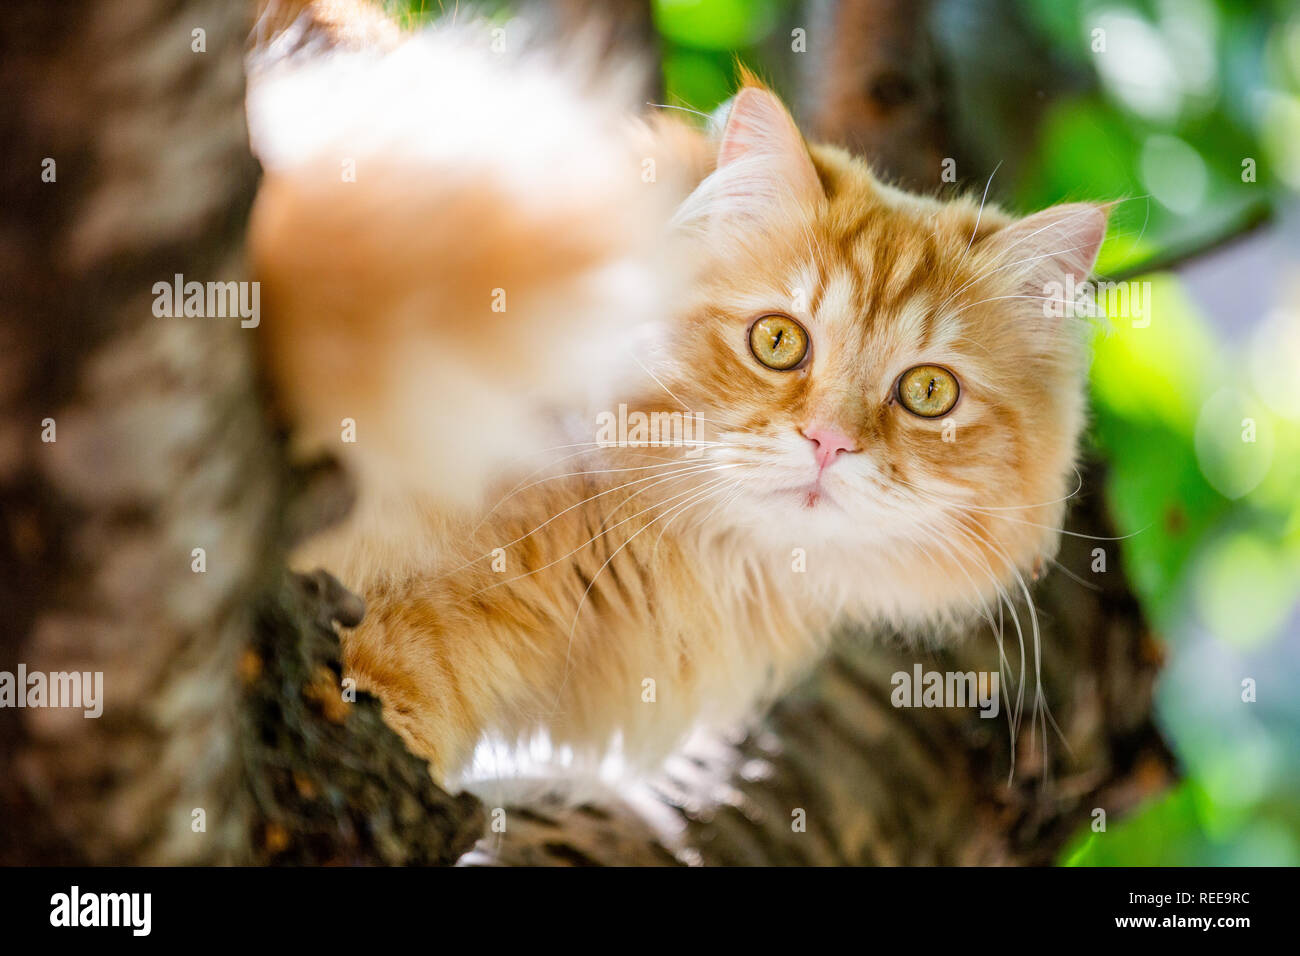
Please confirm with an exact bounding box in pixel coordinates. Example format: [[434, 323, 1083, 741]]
[[247, 11, 703, 520]]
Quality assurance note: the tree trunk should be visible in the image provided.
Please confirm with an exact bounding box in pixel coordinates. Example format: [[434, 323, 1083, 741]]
[[0, 0, 481, 866], [798, 0, 955, 190]]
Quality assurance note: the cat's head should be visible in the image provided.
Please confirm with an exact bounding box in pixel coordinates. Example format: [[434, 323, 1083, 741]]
[[659, 81, 1107, 626]]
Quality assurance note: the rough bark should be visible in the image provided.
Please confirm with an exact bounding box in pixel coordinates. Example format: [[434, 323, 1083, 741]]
[[0, 0, 482, 866], [0, 0, 268, 865], [244, 568, 483, 864]]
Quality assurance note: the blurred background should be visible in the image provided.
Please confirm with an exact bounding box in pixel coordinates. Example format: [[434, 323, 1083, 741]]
[[389, 0, 1300, 865]]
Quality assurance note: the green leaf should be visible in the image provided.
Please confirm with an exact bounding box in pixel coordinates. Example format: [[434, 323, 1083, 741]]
[[653, 0, 782, 51]]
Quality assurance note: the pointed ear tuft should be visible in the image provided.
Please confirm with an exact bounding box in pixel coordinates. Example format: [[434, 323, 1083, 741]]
[[677, 86, 823, 232], [716, 87, 823, 207]]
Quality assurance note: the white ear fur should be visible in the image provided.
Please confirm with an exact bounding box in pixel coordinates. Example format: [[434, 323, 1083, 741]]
[[674, 87, 824, 232], [986, 203, 1109, 300]]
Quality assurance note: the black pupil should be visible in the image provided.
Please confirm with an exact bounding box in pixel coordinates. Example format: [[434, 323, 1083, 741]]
[[926, 378, 936, 398], [773, 329, 784, 349]]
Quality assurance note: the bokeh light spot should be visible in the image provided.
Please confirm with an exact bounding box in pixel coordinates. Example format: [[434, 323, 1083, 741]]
[[1194, 387, 1274, 499], [1193, 531, 1293, 649]]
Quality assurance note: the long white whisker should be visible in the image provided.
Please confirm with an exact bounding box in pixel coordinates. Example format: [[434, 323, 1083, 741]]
[[630, 354, 695, 413], [469, 448, 703, 538], [962, 160, 1003, 258]]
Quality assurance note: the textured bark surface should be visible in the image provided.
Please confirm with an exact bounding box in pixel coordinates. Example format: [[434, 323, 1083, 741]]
[[0, 0, 483, 866], [0, 0, 267, 865], [244, 569, 484, 865]]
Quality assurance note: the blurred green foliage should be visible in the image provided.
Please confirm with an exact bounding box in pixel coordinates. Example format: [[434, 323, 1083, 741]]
[[1012, 0, 1300, 867], [655, 0, 796, 117]]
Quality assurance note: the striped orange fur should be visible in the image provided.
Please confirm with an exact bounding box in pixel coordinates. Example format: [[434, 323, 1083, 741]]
[[249, 16, 1108, 783]]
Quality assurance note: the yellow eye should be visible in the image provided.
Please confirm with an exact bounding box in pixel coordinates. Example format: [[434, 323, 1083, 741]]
[[749, 314, 809, 371], [897, 365, 959, 418]]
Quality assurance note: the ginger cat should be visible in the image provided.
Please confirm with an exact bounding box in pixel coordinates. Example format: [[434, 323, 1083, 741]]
[[247, 6, 1107, 782]]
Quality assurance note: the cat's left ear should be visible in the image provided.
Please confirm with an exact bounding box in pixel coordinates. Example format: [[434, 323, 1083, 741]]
[[984, 203, 1110, 305], [715, 87, 823, 204], [678, 85, 824, 230]]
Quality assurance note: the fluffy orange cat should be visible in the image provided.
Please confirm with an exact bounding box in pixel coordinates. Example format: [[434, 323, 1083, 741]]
[[248, 7, 1107, 783]]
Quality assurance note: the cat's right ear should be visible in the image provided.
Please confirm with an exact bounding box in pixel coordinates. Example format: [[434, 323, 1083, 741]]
[[676, 86, 824, 231], [984, 202, 1110, 300]]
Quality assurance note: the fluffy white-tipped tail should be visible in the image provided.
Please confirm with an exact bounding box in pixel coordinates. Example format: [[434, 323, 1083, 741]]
[[247, 16, 695, 522]]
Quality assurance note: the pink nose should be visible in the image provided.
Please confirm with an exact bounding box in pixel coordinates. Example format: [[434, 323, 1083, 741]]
[[802, 426, 858, 470]]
